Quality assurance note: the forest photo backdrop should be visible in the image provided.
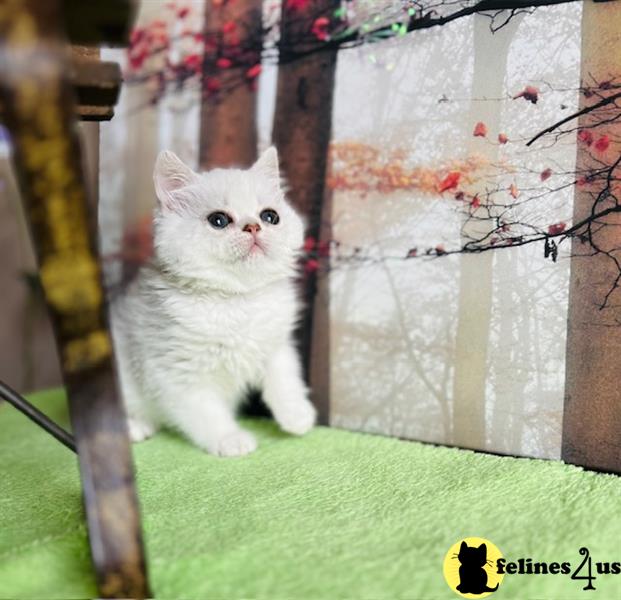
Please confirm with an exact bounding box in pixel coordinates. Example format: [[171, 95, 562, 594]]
[[1, 0, 618, 472]]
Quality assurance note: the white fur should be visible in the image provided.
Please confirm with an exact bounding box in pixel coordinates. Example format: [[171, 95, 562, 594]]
[[111, 148, 316, 457]]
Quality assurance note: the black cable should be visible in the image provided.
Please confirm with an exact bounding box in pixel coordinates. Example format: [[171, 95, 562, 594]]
[[0, 380, 76, 453]]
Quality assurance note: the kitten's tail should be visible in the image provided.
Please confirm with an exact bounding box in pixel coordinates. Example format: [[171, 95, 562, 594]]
[[484, 584, 499, 592]]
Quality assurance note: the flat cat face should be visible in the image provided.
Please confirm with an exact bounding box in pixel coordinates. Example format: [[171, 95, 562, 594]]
[[152, 147, 304, 293]]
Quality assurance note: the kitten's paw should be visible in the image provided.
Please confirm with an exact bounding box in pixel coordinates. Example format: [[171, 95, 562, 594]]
[[275, 400, 316, 436], [128, 417, 156, 443], [214, 430, 257, 457]]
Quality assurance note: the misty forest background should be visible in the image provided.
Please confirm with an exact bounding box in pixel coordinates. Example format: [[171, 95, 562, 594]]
[[1, 0, 619, 464]]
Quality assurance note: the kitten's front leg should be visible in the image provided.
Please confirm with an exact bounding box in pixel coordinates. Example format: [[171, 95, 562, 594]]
[[263, 343, 316, 435], [164, 389, 257, 457]]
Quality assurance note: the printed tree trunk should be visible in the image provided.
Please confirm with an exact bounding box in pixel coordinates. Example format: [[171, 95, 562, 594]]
[[272, 0, 339, 421], [451, 14, 519, 449], [198, 0, 262, 169], [490, 250, 517, 453], [119, 1, 162, 284], [562, 0, 621, 473]]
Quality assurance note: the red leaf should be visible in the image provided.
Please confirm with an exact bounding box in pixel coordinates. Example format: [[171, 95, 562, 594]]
[[540, 168, 552, 182], [246, 64, 262, 79], [311, 16, 330, 41], [222, 21, 236, 34], [303, 236, 316, 253], [435, 245, 446, 255], [305, 259, 319, 274], [216, 57, 232, 69], [548, 222, 566, 236], [473, 121, 487, 137], [470, 195, 481, 209], [513, 85, 539, 104], [406, 247, 418, 258], [498, 133, 508, 144], [183, 53, 202, 71], [177, 7, 190, 18], [509, 183, 519, 199], [438, 171, 461, 193], [128, 49, 148, 70], [204, 77, 221, 94], [594, 135, 610, 153], [577, 130, 593, 146], [130, 27, 145, 45], [286, 0, 311, 10]]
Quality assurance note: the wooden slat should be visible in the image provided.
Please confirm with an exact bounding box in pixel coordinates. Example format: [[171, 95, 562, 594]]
[[70, 55, 122, 108], [0, 1, 151, 596], [0, 52, 122, 122], [76, 104, 116, 121], [62, 0, 136, 47]]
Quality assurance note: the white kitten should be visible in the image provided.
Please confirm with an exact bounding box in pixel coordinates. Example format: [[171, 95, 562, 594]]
[[111, 147, 316, 457]]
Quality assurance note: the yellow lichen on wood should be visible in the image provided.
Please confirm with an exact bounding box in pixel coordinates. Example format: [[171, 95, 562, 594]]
[[1, 0, 113, 370], [39, 253, 102, 314], [63, 329, 111, 373]]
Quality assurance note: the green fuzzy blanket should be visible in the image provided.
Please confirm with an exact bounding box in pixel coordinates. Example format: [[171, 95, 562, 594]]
[[0, 389, 619, 599]]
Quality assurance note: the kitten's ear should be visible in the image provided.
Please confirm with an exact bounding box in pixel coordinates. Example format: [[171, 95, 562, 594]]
[[478, 544, 487, 553], [460, 542, 468, 552], [252, 146, 280, 182], [153, 150, 198, 212]]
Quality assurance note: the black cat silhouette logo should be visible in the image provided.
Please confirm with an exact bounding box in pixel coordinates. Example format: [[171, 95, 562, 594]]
[[443, 537, 505, 598]]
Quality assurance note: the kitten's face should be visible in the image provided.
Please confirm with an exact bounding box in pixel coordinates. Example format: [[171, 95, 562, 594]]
[[152, 148, 304, 292]]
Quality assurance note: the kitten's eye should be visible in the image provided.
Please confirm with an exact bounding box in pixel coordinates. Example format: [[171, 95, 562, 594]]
[[260, 208, 280, 225], [207, 211, 232, 229]]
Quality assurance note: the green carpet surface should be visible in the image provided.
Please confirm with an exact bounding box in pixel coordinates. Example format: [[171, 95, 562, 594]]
[[1, 389, 620, 599]]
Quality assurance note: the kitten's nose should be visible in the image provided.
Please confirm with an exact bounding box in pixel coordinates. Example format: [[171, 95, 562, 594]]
[[243, 222, 261, 234]]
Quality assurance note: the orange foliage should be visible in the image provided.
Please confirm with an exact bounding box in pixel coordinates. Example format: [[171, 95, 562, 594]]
[[438, 172, 461, 193], [328, 142, 485, 196]]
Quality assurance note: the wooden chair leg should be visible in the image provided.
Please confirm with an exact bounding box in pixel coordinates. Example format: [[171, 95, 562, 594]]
[[0, 2, 150, 597]]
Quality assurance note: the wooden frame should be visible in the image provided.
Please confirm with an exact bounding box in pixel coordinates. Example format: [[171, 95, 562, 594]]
[[0, 1, 150, 597]]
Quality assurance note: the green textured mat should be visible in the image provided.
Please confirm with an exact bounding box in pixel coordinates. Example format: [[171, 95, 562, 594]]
[[1, 389, 620, 599]]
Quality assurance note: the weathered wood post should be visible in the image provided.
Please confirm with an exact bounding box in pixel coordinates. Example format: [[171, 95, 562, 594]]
[[0, 0, 150, 595]]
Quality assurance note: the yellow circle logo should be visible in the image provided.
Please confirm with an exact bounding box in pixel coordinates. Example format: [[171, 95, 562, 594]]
[[443, 537, 504, 598]]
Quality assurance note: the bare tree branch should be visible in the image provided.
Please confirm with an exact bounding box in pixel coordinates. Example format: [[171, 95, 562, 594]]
[[527, 90, 621, 146]]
